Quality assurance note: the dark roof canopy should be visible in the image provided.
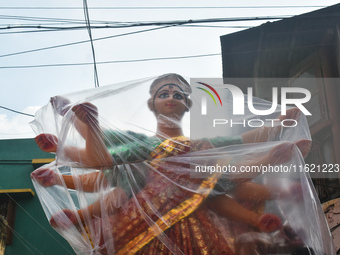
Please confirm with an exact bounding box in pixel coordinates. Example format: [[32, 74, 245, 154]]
[[221, 3, 340, 78]]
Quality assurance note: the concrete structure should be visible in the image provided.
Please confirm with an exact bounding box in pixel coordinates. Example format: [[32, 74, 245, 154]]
[[0, 138, 74, 255], [220, 3, 340, 203]]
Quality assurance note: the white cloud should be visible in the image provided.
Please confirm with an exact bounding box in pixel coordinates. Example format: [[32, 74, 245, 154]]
[[0, 106, 41, 140]]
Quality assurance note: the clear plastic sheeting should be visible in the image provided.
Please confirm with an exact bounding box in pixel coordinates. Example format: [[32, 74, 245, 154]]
[[30, 74, 334, 255]]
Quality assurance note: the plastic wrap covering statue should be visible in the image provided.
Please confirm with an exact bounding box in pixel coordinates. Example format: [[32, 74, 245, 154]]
[[30, 74, 334, 255]]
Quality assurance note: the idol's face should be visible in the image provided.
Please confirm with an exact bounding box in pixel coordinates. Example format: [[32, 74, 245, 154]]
[[151, 83, 189, 118]]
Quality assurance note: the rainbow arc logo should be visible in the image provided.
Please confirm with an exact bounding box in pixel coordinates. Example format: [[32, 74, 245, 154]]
[[196, 82, 223, 106], [196, 82, 222, 115]]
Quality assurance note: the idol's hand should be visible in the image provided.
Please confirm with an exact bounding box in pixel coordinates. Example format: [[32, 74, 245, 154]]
[[50, 96, 71, 116], [34, 133, 58, 153], [31, 167, 62, 187], [267, 142, 294, 165], [277, 107, 301, 123], [258, 214, 282, 233], [295, 139, 311, 158], [72, 102, 99, 126], [268, 108, 301, 137], [241, 109, 301, 143], [50, 209, 78, 230]]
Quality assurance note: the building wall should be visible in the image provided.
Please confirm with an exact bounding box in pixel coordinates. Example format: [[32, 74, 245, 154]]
[[0, 139, 74, 255], [220, 5, 340, 203]]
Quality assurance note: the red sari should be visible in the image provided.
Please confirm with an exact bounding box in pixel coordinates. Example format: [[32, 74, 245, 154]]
[[105, 137, 235, 255]]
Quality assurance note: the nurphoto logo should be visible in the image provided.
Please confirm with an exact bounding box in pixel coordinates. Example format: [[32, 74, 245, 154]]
[[194, 81, 311, 128]]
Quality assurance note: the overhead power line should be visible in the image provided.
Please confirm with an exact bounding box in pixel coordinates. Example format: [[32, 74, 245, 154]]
[[0, 25, 253, 35], [0, 53, 221, 69], [2, 39, 339, 70], [0, 25, 174, 58], [0, 106, 34, 117], [0, 16, 290, 59], [0, 14, 87, 24], [0, 6, 327, 10], [83, 0, 100, 88], [0, 132, 35, 136], [0, 15, 290, 28], [0, 14, 118, 25], [0, 23, 252, 32]]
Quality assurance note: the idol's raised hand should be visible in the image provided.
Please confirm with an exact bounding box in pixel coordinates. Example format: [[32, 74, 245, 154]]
[[72, 102, 99, 126], [277, 107, 301, 123], [50, 96, 71, 116], [49, 209, 78, 230], [242, 108, 306, 144], [34, 133, 58, 153], [31, 167, 62, 187]]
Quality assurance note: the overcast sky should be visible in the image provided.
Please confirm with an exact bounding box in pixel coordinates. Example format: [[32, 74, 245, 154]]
[[0, 0, 339, 140]]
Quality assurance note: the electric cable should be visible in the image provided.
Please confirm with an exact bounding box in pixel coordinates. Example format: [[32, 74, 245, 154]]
[[0, 24, 253, 35], [0, 53, 221, 69], [0, 106, 34, 117], [0, 185, 74, 254], [0, 25, 174, 58], [83, 0, 99, 88], [0, 132, 35, 136], [0, 6, 327, 10], [0, 15, 290, 28], [0, 16, 291, 59]]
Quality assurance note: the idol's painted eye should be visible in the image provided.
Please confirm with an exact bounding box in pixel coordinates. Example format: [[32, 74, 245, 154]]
[[173, 93, 184, 100], [158, 92, 169, 99]]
